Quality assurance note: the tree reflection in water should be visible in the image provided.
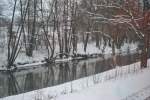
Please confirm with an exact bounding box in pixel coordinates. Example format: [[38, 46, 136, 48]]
[[45, 65, 55, 86], [7, 71, 21, 96], [81, 62, 87, 77], [24, 73, 34, 92], [58, 63, 71, 84], [0, 52, 142, 98], [72, 60, 78, 80]]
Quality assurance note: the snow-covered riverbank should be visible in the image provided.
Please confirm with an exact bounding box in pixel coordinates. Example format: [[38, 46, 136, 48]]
[[1, 59, 150, 100], [0, 42, 138, 71]]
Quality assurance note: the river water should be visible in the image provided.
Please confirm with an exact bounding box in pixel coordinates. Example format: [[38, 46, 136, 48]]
[[0, 52, 141, 98]]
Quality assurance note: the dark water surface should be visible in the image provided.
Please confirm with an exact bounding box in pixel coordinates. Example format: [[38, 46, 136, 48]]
[[0, 52, 141, 98]]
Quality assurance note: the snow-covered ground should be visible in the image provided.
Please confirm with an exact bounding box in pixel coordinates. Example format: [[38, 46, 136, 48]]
[[77, 42, 138, 55], [1, 59, 150, 100], [0, 42, 138, 68]]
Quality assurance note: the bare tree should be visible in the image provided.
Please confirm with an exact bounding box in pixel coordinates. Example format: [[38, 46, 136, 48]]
[[26, 0, 37, 57]]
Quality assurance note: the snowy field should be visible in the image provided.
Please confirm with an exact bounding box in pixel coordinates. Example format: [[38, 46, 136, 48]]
[[1, 59, 150, 100]]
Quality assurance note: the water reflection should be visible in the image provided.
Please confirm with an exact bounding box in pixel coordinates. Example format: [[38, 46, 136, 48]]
[[0, 72, 21, 98], [0, 52, 141, 98], [8, 72, 20, 96], [24, 73, 34, 92]]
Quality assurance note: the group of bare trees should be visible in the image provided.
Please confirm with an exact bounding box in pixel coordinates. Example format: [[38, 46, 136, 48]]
[[6, 0, 79, 68], [78, 0, 150, 68], [5, 0, 150, 69]]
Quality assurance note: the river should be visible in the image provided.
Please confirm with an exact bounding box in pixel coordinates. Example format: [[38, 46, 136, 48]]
[[0, 51, 142, 98]]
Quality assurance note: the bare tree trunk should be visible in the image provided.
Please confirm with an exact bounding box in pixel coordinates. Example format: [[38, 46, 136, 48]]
[[84, 33, 89, 52], [112, 39, 117, 67], [71, 0, 78, 54], [141, 32, 150, 68], [26, 0, 37, 57], [140, 0, 150, 68], [7, 0, 17, 68], [64, 0, 69, 54], [7, 0, 29, 68]]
